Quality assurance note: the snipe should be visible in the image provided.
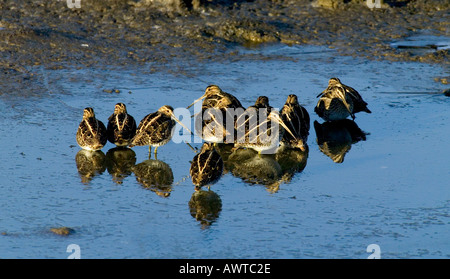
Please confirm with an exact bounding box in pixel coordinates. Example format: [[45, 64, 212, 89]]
[[129, 105, 192, 156], [234, 96, 297, 154], [280, 94, 310, 151], [76, 107, 107, 151], [106, 103, 137, 147], [315, 78, 371, 121], [187, 84, 243, 110], [190, 85, 245, 144]]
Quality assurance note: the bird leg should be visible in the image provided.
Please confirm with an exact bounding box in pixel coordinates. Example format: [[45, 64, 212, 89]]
[[154, 146, 158, 158]]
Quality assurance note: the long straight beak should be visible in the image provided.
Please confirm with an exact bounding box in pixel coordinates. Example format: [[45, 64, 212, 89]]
[[278, 119, 306, 151], [316, 90, 325, 98], [271, 113, 306, 151], [191, 111, 201, 119], [185, 142, 197, 153], [269, 113, 296, 139], [186, 94, 206, 109], [169, 111, 194, 135]]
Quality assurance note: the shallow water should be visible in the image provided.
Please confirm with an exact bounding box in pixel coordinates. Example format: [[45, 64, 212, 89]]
[[0, 44, 449, 259]]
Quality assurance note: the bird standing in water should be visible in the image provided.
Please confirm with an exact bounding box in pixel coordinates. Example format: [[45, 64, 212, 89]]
[[189, 85, 244, 144], [234, 96, 297, 155], [106, 103, 137, 147], [76, 107, 107, 151], [280, 94, 310, 151], [235, 95, 273, 144], [187, 84, 243, 111], [190, 142, 224, 190], [315, 78, 371, 121], [129, 105, 192, 157]]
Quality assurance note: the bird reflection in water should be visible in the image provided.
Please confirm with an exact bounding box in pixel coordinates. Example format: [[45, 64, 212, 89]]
[[188, 188, 222, 229], [212, 143, 235, 168], [314, 119, 368, 163], [105, 147, 137, 184], [75, 149, 106, 184], [132, 158, 174, 197], [219, 145, 309, 193], [275, 145, 309, 184], [226, 148, 281, 192]]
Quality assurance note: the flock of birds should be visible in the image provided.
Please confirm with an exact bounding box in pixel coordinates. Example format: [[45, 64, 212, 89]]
[[76, 78, 371, 189]]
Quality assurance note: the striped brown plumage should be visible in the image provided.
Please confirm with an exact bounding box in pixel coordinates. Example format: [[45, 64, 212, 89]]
[[315, 78, 370, 121], [190, 143, 224, 189], [106, 103, 137, 147], [280, 94, 310, 151], [191, 85, 245, 144], [340, 80, 371, 114], [188, 85, 243, 110], [76, 107, 107, 151], [235, 95, 272, 145], [234, 96, 297, 154], [130, 105, 191, 155]]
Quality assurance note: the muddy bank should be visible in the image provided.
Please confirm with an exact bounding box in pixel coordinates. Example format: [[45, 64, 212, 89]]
[[0, 0, 448, 95]]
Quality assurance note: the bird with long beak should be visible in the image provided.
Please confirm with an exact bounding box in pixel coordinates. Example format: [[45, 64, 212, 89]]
[[187, 85, 243, 110], [76, 107, 107, 151], [189, 142, 224, 190], [315, 78, 371, 121], [315, 77, 355, 121], [189, 85, 244, 144], [106, 103, 137, 147], [234, 96, 298, 155], [129, 105, 193, 156], [235, 95, 274, 145], [280, 94, 310, 151]]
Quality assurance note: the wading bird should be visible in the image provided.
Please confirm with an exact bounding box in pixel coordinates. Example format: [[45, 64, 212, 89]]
[[76, 107, 107, 151], [190, 85, 245, 144], [234, 96, 297, 155], [280, 94, 310, 151], [129, 105, 192, 157], [187, 85, 243, 110], [315, 78, 371, 121], [106, 103, 137, 147]]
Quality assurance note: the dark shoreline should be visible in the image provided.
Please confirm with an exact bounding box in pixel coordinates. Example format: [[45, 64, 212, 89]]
[[0, 0, 448, 95]]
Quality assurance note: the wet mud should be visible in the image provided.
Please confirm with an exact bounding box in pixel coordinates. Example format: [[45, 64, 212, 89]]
[[0, 0, 448, 96]]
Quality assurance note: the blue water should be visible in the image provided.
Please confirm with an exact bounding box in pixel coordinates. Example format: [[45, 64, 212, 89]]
[[0, 45, 449, 258]]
